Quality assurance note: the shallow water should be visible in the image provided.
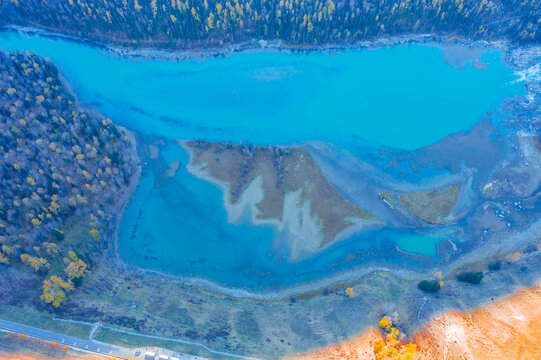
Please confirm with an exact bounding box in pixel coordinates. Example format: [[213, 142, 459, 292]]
[[120, 142, 442, 289], [0, 31, 525, 290]]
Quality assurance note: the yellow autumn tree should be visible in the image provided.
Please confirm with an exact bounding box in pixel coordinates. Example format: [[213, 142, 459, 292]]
[[89, 228, 100, 240], [378, 316, 392, 331], [2, 245, 14, 255], [0, 252, 9, 265], [68, 250, 78, 262], [40, 275, 74, 308], [374, 317, 417, 360], [20, 254, 49, 272], [65, 259, 88, 279]]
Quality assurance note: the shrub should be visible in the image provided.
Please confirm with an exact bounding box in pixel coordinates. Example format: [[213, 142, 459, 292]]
[[488, 260, 501, 271], [456, 271, 483, 284], [417, 280, 441, 293], [322, 288, 329, 296]]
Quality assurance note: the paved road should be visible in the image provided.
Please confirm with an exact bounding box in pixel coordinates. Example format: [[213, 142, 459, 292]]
[[0, 317, 247, 360], [0, 318, 132, 359]]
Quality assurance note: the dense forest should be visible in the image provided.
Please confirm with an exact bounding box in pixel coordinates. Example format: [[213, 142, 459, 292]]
[[0, 51, 137, 308], [1, 0, 539, 48]]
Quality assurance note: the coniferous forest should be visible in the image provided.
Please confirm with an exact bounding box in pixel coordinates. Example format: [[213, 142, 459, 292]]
[[1, 0, 539, 48]]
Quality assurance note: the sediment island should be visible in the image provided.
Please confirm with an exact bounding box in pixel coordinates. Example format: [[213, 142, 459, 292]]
[[182, 140, 377, 260]]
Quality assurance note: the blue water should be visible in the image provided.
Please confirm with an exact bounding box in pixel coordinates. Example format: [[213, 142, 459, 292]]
[[395, 234, 441, 257], [0, 30, 525, 290], [0, 31, 522, 150]]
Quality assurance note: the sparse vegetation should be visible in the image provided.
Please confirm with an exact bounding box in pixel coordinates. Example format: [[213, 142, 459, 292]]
[[398, 185, 460, 224]]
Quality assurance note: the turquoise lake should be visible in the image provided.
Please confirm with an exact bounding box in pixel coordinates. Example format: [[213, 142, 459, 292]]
[[0, 30, 524, 290]]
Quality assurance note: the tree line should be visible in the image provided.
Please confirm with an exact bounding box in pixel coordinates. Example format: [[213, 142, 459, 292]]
[[1, 0, 539, 48]]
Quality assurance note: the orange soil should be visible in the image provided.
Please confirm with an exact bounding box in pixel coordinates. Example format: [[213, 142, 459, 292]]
[[286, 284, 541, 360], [0, 355, 107, 360]]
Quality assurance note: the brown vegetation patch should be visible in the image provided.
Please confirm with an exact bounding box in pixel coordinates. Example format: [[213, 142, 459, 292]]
[[398, 185, 460, 224], [185, 140, 374, 245]]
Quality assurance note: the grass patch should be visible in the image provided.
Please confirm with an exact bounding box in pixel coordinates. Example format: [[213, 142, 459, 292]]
[[0, 306, 91, 339]]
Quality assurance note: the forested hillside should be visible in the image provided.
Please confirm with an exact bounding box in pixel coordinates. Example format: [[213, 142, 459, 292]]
[[1, 0, 539, 48], [0, 51, 137, 308]]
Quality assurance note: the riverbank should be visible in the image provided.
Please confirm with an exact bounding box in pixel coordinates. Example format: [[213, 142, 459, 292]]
[[108, 123, 541, 300], [101, 42, 538, 297], [53, 60, 144, 280], [0, 25, 516, 65]]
